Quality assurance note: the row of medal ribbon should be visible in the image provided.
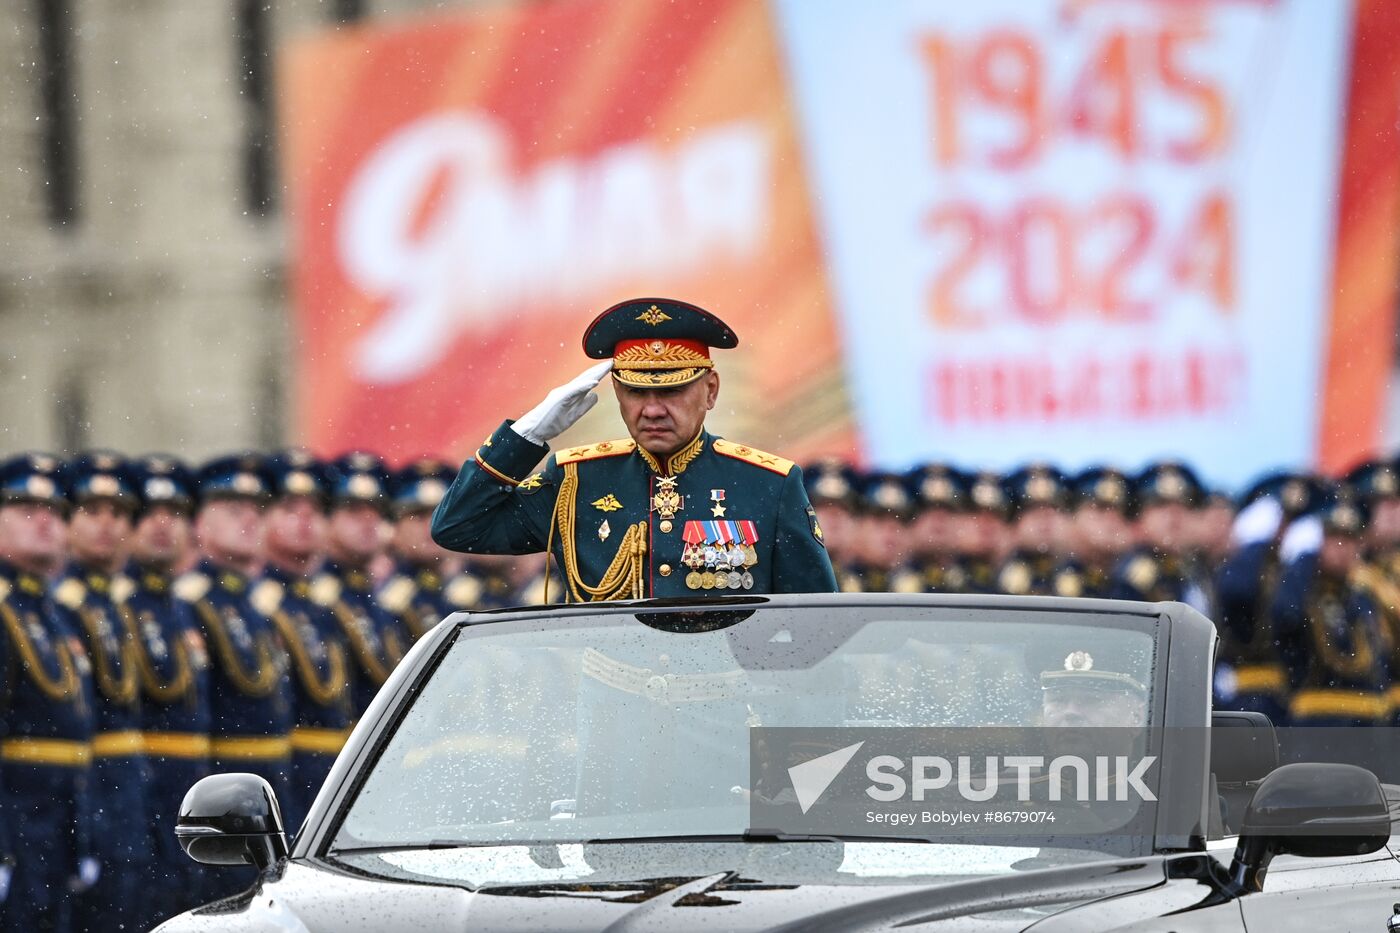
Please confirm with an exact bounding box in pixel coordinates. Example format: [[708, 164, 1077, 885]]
[[680, 520, 758, 590]]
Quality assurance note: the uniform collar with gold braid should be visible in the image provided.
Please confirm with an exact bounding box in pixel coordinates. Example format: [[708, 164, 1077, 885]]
[[636, 430, 707, 477]]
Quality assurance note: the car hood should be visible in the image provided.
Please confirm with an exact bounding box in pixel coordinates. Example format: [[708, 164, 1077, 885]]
[[154, 854, 1169, 932]]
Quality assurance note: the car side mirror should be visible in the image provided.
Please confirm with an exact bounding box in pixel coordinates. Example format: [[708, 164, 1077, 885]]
[[175, 773, 290, 871], [1228, 762, 1390, 893]]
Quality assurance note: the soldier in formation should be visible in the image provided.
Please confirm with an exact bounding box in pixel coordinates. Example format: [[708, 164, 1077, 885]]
[[8, 440, 1400, 928]]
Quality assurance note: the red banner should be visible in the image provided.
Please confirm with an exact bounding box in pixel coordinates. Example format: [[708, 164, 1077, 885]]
[[279, 0, 853, 466]]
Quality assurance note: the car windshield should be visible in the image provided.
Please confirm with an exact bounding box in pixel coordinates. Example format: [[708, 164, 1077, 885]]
[[330, 604, 1159, 886]]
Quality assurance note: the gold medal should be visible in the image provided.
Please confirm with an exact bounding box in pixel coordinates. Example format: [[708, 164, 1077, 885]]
[[686, 572, 703, 590], [743, 545, 758, 567], [650, 476, 683, 520], [701, 571, 716, 590], [713, 571, 729, 589]]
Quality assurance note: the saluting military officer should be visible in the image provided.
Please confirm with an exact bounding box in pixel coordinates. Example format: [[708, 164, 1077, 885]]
[[1340, 459, 1400, 724], [122, 455, 212, 926], [317, 453, 410, 716], [176, 456, 293, 814], [379, 459, 487, 638], [996, 465, 1074, 597], [1274, 496, 1389, 726], [431, 298, 837, 597], [0, 454, 97, 933], [252, 453, 352, 830], [50, 453, 151, 933], [1110, 463, 1213, 616], [1212, 473, 1323, 722]]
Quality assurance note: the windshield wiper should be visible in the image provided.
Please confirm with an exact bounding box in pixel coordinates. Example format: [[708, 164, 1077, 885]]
[[330, 831, 935, 856], [329, 839, 554, 855], [584, 831, 931, 845]]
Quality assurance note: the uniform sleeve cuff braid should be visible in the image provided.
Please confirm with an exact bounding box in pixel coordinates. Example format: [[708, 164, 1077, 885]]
[[475, 420, 548, 485]]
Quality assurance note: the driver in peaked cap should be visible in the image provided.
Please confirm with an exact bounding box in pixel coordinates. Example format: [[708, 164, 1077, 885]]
[[431, 298, 838, 600]]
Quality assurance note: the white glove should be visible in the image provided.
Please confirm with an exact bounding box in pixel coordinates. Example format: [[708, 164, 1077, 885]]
[[1230, 497, 1282, 547], [68, 856, 100, 892], [1279, 515, 1323, 563], [0, 863, 11, 903], [512, 361, 613, 446]]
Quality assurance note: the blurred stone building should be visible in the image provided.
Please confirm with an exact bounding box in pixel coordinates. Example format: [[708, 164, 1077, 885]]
[[0, 0, 486, 459]]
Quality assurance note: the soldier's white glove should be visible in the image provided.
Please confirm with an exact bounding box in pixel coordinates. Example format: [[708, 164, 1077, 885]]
[[512, 361, 614, 446], [1279, 515, 1323, 563], [1230, 497, 1282, 547], [68, 856, 100, 892], [0, 862, 11, 903]]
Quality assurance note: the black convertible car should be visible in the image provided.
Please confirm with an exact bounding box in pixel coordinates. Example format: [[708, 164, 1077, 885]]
[[156, 595, 1400, 931]]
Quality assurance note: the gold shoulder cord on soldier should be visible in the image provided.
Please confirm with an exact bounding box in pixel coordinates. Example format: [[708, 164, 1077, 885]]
[[547, 462, 648, 603], [176, 571, 280, 697], [256, 579, 348, 706], [55, 577, 138, 705], [116, 585, 193, 704], [544, 441, 648, 604], [313, 573, 396, 686], [0, 579, 80, 701]]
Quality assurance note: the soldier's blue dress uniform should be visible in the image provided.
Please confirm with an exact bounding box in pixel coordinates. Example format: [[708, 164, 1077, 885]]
[[378, 460, 490, 633], [177, 458, 293, 802], [0, 455, 95, 933], [255, 454, 353, 831], [996, 466, 1073, 597], [254, 565, 349, 830], [842, 472, 913, 595], [1341, 460, 1400, 725], [889, 464, 975, 595], [52, 454, 152, 933], [1274, 499, 1389, 727], [1059, 467, 1137, 599], [320, 454, 410, 717], [1109, 464, 1213, 616], [122, 456, 213, 924], [961, 471, 1013, 594], [432, 300, 836, 598]]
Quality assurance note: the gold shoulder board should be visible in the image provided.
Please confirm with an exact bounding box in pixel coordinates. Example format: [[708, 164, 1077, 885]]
[[379, 576, 416, 614], [891, 571, 923, 594], [110, 574, 136, 605], [446, 574, 484, 609], [53, 577, 86, 610], [1127, 556, 1157, 591], [1054, 572, 1083, 599], [556, 439, 637, 465], [250, 579, 285, 616], [0, 578, 10, 602], [712, 439, 795, 476], [999, 561, 1031, 595], [173, 572, 212, 603], [310, 574, 342, 607]]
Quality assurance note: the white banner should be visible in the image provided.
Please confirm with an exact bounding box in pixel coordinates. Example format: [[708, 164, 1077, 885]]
[[775, 0, 1352, 486]]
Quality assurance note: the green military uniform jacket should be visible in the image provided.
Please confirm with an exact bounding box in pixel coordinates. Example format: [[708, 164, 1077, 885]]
[[432, 421, 838, 600]]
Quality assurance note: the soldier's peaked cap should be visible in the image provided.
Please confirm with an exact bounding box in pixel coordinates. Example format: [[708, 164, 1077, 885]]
[[583, 298, 738, 389]]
